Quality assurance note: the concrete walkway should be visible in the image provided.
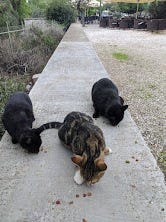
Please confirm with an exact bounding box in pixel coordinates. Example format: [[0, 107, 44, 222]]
[[0, 23, 165, 222]]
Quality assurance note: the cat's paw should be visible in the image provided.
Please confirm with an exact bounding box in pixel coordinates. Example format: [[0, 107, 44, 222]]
[[104, 147, 112, 155], [93, 112, 100, 118], [74, 170, 84, 185]]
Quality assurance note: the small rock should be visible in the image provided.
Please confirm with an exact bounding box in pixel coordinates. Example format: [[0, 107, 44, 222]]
[[125, 160, 130, 164]]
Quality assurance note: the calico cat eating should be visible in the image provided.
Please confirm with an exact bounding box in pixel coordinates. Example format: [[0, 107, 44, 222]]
[[2, 91, 55, 153], [40, 111, 111, 185], [92, 78, 128, 126]]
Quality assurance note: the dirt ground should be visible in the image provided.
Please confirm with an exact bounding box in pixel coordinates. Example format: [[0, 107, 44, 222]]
[[83, 24, 166, 178]]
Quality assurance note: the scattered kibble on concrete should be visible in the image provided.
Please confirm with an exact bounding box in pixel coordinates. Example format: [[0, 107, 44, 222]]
[[83, 193, 87, 197], [69, 201, 74, 205], [82, 218, 87, 222], [87, 192, 92, 196], [76, 194, 79, 198], [55, 200, 61, 205]]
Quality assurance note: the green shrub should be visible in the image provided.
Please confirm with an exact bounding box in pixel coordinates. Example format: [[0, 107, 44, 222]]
[[148, 1, 166, 19], [42, 34, 57, 49], [46, 0, 76, 28]]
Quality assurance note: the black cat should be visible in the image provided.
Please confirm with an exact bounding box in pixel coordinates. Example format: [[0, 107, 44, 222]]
[[2, 92, 60, 153], [92, 78, 128, 126]]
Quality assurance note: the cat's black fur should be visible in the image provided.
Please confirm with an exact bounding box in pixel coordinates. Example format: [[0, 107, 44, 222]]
[[92, 78, 128, 126], [2, 92, 60, 153]]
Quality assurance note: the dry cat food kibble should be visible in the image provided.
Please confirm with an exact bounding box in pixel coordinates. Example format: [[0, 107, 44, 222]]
[[55, 200, 61, 205], [76, 194, 80, 198], [87, 192, 92, 196], [82, 219, 87, 222], [68, 201, 74, 205], [83, 193, 87, 197]]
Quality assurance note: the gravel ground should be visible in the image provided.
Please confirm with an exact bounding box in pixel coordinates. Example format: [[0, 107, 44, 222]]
[[83, 24, 166, 178]]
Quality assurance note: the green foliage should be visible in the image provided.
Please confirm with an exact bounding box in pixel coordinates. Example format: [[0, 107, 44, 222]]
[[46, 0, 76, 28], [28, 0, 53, 17], [112, 52, 129, 61], [10, 0, 30, 23], [117, 3, 146, 14], [0, 0, 19, 26], [42, 34, 56, 48], [148, 1, 166, 19], [0, 0, 30, 27], [23, 26, 57, 51]]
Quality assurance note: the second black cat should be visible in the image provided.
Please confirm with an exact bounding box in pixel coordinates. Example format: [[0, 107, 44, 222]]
[[92, 78, 128, 126], [2, 92, 60, 153]]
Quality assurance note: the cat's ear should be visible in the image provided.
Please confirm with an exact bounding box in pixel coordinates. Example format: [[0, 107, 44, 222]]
[[96, 160, 107, 171], [122, 105, 128, 111], [71, 155, 84, 167], [119, 96, 124, 105]]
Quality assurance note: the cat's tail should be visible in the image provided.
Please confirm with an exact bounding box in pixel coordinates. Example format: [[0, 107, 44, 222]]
[[35, 122, 62, 134]]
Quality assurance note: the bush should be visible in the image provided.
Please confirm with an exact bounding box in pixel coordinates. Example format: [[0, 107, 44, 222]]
[[0, 24, 64, 138], [0, 25, 63, 75], [46, 0, 76, 29], [0, 0, 19, 26], [148, 1, 166, 19]]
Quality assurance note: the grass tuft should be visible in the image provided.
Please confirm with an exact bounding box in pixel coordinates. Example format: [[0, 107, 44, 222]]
[[112, 52, 129, 61], [158, 149, 166, 179]]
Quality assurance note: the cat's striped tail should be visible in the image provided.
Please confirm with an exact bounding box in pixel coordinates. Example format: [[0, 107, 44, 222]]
[[35, 122, 62, 134]]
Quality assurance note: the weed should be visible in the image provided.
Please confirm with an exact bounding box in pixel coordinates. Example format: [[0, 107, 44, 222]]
[[158, 149, 166, 179], [0, 25, 64, 138], [112, 52, 129, 61], [149, 83, 157, 90]]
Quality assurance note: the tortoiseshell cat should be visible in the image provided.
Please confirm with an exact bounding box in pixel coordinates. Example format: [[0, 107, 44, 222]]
[[39, 112, 111, 185]]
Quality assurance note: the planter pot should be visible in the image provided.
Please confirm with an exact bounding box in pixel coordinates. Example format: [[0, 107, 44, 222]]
[[158, 19, 166, 30], [109, 19, 119, 28], [119, 19, 134, 29], [134, 19, 147, 29], [100, 17, 109, 28], [119, 19, 129, 29], [147, 19, 159, 31]]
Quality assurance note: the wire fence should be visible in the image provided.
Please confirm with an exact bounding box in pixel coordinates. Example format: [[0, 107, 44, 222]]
[[0, 24, 24, 35], [0, 19, 62, 56]]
